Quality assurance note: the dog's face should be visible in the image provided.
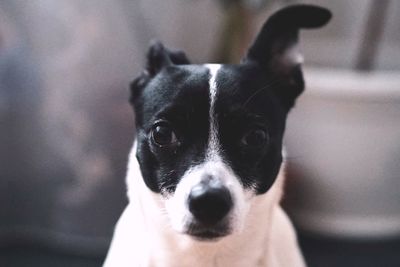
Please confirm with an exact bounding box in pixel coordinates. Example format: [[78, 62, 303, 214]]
[[130, 5, 330, 240]]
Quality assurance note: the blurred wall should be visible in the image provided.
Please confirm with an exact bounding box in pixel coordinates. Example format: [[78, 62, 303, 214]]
[[1, 0, 399, 261]]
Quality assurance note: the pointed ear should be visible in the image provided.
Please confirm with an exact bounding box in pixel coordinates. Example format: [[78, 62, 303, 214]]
[[146, 41, 191, 76], [244, 5, 331, 109], [130, 41, 190, 104]]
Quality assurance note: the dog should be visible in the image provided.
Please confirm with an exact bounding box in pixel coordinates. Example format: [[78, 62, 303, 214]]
[[104, 5, 331, 267]]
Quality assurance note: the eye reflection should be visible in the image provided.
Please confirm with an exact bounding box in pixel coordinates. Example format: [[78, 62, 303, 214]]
[[241, 128, 268, 148], [151, 122, 178, 147]]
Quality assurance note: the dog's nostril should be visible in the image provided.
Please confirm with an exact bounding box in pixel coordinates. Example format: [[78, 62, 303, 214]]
[[188, 182, 232, 226]]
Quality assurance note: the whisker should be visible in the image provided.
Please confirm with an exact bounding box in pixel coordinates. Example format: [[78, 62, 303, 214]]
[[242, 77, 282, 108], [160, 181, 179, 196]]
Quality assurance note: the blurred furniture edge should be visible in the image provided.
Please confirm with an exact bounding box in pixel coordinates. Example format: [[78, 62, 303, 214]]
[[285, 67, 400, 240]]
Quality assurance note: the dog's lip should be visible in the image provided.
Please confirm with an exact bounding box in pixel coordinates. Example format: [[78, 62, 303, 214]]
[[186, 226, 230, 241], [189, 230, 226, 241]]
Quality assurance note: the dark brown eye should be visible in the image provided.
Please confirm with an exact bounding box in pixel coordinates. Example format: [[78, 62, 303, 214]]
[[241, 128, 268, 148], [151, 123, 178, 147]]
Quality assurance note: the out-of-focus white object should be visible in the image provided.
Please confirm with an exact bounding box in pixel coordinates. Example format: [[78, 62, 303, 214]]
[[285, 68, 400, 239]]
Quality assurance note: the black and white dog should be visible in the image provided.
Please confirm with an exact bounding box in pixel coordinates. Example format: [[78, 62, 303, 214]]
[[104, 5, 331, 267]]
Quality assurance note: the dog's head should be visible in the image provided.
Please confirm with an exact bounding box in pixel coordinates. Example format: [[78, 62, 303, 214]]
[[130, 5, 331, 240]]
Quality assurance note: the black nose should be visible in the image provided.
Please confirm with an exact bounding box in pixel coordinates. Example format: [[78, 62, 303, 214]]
[[188, 180, 233, 226]]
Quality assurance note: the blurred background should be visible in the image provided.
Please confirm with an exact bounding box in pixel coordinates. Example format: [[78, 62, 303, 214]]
[[0, 0, 399, 266]]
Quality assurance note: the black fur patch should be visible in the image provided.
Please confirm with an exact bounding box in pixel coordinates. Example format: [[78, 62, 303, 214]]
[[130, 5, 331, 194], [133, 65, 211, 193]]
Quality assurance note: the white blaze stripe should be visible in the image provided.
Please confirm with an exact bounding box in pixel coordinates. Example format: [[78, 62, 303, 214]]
[[205, 64, 222, 161]]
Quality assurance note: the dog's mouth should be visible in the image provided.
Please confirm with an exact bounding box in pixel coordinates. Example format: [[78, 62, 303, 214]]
[[188, 230, 227, 241], [186, 224, 231, 241]]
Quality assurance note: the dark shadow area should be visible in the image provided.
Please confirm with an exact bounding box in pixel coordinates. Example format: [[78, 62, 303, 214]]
[[0, 245, 105, 267], [299, 232, 400, 267]]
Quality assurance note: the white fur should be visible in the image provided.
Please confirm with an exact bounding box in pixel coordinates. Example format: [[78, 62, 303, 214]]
[[103, 145, 305, 267], [204, 64, 222, 161], [165, 160, 249, 235]]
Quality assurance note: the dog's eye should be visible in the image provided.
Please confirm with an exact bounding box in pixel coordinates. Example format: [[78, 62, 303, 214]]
[[151, 123, 178, 147], [241, 128, 268, 148]]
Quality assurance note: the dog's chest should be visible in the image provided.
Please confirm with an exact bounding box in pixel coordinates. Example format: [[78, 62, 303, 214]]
[[146, 241, 269, 267]]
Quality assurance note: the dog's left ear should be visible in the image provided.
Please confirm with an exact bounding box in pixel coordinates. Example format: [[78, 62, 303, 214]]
[[130, 41, 190, 104], [146, 41, 191, 76], [244, 5, 331, 109]]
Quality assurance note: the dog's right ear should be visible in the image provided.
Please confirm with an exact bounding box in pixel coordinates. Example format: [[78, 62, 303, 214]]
[[130, 41, 190, 104], [243, 5, 331, 110]]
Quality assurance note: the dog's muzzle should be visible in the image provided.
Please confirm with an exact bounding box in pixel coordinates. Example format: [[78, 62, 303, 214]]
[[187, 177, 233, 240]]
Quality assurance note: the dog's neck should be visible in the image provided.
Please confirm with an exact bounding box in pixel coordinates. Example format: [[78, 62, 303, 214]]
[[125, 143, 285, 267]]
